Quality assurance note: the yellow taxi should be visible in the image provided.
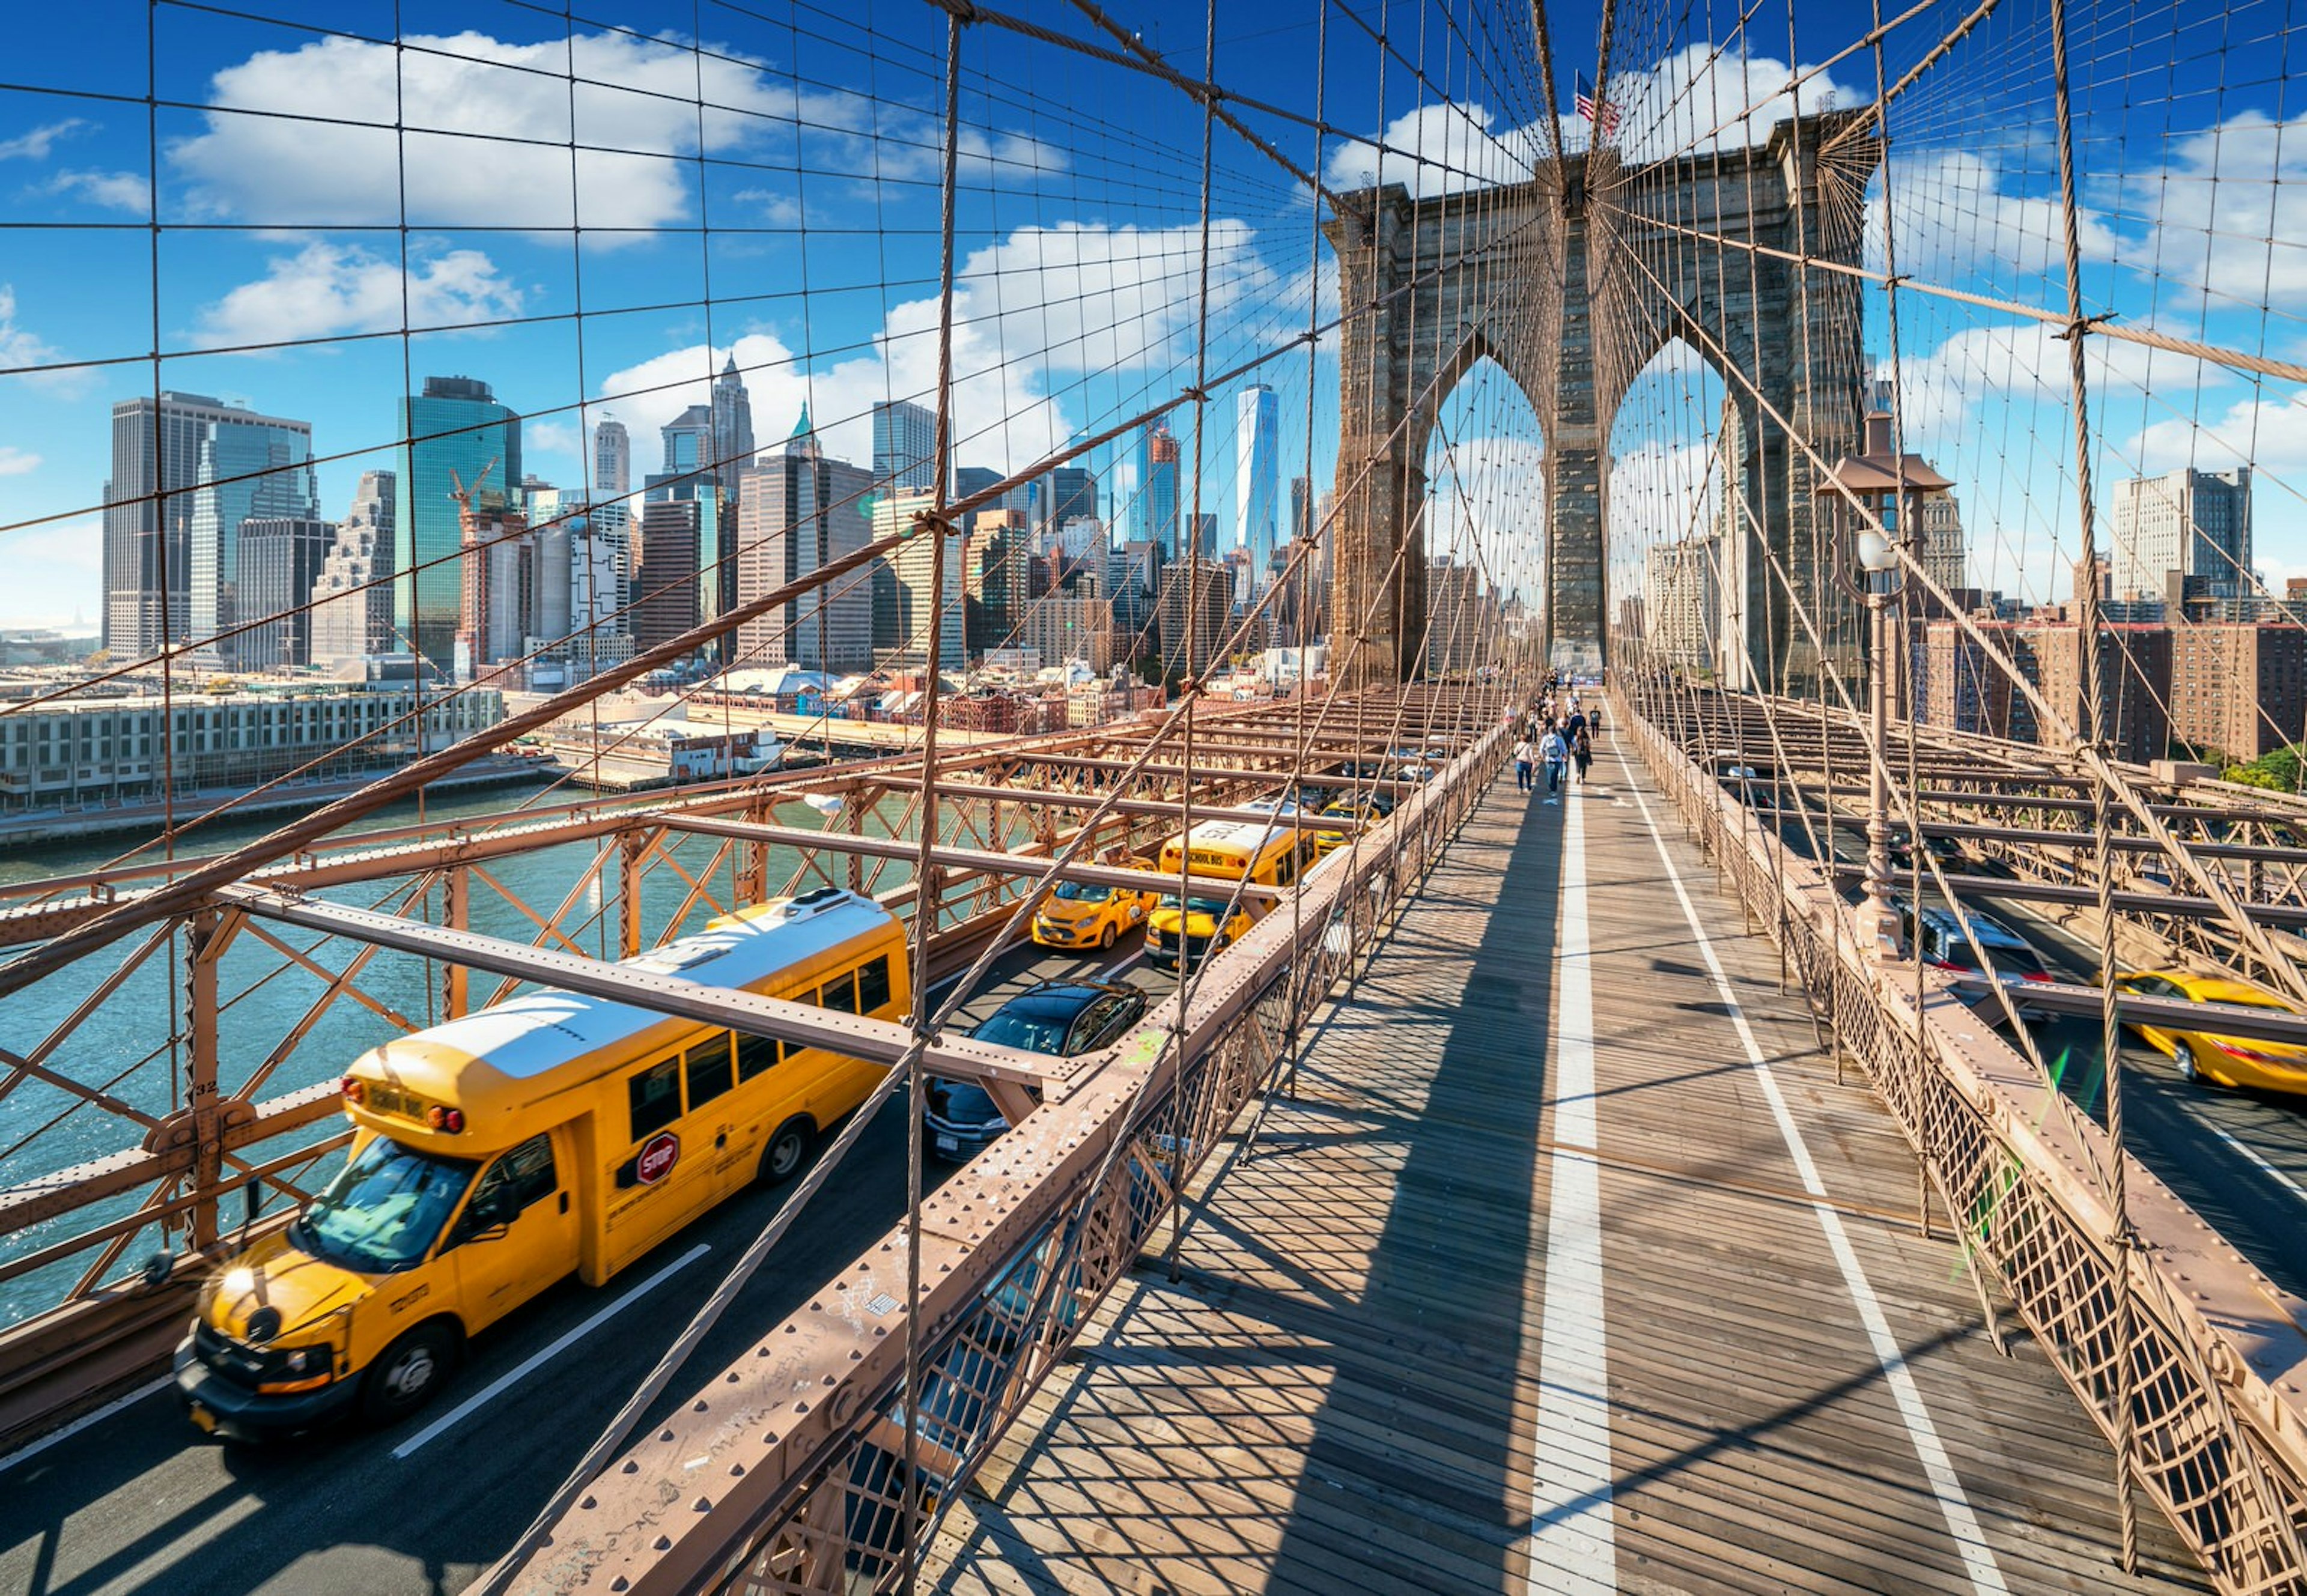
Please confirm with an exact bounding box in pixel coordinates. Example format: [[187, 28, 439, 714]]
[[1313, 800, 1379, 858], [1031, 878, 1153, 951], [2114, 969, 2307, 1093], [1146, 893, 1257, 972]]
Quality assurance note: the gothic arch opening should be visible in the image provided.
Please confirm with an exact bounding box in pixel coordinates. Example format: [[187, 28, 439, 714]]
[[1420, 355, 1546, 675], [1606, 337, 1742, 680]]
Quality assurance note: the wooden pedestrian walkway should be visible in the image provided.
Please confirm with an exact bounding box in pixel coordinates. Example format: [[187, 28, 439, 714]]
[[923, 735, 2209, 1595]]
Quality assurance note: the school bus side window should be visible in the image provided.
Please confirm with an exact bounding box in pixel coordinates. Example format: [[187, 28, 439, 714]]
[[685, 1033, 733, 1108], [820, 970, 860, 1013], [735, 1031, 780, 1081], [857, 954, 892, 1012], [630, 1058, 681, 1141], [486, 1133, 558, 1213]]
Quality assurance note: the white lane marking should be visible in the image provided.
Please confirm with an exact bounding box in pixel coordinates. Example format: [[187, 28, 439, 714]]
[[0, 1373, 173, 1477], [1099, 948, 1144, 980], [392, 1242, 712, 1458], [2207, 1123, 2307, 1206], [1527, 778, 1617, 1593], [1621, 760, 2010, 1595]]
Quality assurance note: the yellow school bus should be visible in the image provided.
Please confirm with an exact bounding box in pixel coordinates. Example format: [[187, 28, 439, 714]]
[[1144, 817, 1313, 971], [174, 887, 907, 1438]]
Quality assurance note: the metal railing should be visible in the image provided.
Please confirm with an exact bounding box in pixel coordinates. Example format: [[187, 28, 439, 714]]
[[1623, 680, 2307, 1595]]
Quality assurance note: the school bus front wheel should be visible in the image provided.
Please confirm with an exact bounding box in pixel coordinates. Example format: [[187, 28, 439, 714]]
[[360, 1319, 460, 1423]]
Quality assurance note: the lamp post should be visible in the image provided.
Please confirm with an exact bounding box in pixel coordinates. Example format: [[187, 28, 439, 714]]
[[1820, 401, 1946, 963], [1855, 524, 1902, 962]]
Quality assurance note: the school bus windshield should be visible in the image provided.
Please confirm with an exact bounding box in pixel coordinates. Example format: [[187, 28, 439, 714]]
[[290, 1138, 477, 1274], [1158, 894, 1237, 919]]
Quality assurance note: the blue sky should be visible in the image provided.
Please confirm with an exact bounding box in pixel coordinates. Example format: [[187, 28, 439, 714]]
[[1, 0, 2301, 633]]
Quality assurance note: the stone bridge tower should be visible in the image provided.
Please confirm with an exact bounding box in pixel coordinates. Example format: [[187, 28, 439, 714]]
[[1324, 109, 1878, 687]]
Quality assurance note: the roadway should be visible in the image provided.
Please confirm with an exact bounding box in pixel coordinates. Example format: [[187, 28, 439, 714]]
[[0, 930, 1170, 1596], [1765, 792, 2307, 1302]]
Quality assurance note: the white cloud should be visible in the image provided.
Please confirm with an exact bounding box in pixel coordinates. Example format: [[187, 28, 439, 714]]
[[1326, 103, 1553, 198], [168, 30, 1061, 241], [0, 446, 39, 476], [1427, 433, 1548, 598], [2109, 111, 2307, 303], [0, 285, 88, 395], [1600, 44, 1862, 164], [527, 419, 581, 459], [43, 168, 149, 213], [1325, 46, 1862, 201], [597, 215, 1285, 484], [193, 241, 524, 349], [0, 120, 91, 162], [0, 517, 102, 630], [2133, 390, 2307, 476], [1871, 148, 2121, 283]]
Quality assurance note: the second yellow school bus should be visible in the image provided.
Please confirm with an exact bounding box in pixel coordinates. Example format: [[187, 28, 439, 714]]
[[1144, 815, 1313, 971], [174, 886, 906, 1438]]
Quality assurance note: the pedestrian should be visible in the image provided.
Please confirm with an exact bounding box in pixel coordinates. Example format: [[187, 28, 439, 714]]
[[1588, 702, 1605, 735], [1566, 706, 1587, 743], [1513, 735, 1534, 792], [1572, 724, 1593, 784], [1539, 725, 1569, 793]]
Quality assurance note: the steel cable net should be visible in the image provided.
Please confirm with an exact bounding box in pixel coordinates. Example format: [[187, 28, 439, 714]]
[[0, 1, 1551, 1592], [1597, 0, 2307, 1589]]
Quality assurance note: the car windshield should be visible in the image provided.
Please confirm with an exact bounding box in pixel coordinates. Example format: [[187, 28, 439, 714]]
[[972, 1009, 1075, 1054], [292, 1136, 476, 1273], [1050, 880, 1105, 902]]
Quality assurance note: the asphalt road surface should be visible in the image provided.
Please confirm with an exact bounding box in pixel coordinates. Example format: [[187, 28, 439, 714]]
[[0, 933, 1168, 1596]]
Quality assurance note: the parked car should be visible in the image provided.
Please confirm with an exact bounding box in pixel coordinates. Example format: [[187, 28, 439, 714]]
[[926, 981, 1149, 1161], [1900, 901, 2052, 985], [2114, 969, 2307, 1092]]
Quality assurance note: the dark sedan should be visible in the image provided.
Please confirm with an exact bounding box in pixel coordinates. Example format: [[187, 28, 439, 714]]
[[926, 980, 1149, 1161]]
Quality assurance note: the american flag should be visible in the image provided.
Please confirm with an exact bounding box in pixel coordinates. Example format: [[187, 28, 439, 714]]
[[1575, 71, 1619, 138]]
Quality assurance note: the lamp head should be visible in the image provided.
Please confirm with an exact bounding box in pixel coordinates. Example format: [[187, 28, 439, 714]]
[[1856, 526, 1898, 573]]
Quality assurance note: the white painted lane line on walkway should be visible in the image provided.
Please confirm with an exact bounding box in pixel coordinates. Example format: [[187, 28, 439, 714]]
[[1527, 779, 1618, 1594], [0, 1373, 173, 1477], [392, 1241, 712, 1459], [1620, 759, 2010, 1596], [2208, 1123, 2307, 1206]]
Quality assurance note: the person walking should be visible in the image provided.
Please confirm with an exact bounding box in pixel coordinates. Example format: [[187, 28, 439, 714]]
[[1539, 724, 1569, 795], [1572, 723, 1594, 784], [1513, 735, 1534, 792]]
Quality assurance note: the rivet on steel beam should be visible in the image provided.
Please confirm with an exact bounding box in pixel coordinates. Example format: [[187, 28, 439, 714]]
[[659, 1428, 675, 1442], [726, 1371, 740, 1382], [729, 1463, 747, 1476], [764, 1430, 780, 1442], [693, 1399, 710, 1412], [654, 1535, 673, 1551], [693, 1496, 713, 1512], [622, 1460, 641, 1474], [610, 1579, 630, 1592], [580, 1496, 597, 1510], [795, 1400, 810, 1413]]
